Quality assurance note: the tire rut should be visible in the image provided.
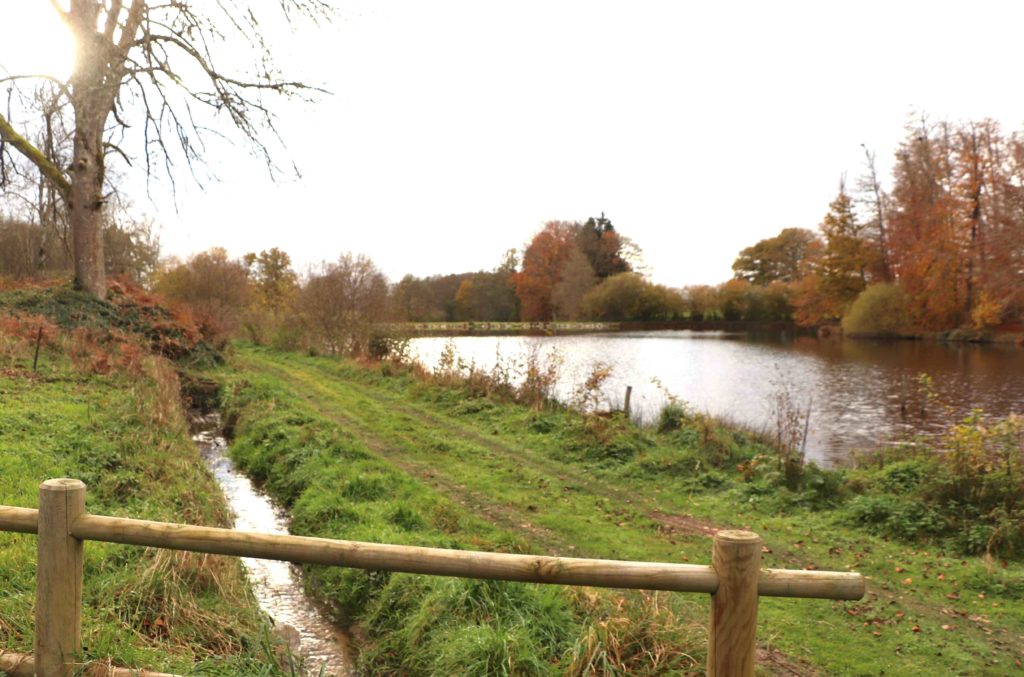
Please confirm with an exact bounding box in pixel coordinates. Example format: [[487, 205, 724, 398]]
[[259, 354, 737, 540], [240, 355, 569, 552]]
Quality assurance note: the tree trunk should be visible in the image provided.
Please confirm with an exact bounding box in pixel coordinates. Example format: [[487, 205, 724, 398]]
[[68, 0, 109, 299], [69, 122, 106, 298]]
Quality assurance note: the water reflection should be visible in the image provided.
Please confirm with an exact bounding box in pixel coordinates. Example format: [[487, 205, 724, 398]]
[[409, 332, 1024, 466], [192, 414, 351, 676]]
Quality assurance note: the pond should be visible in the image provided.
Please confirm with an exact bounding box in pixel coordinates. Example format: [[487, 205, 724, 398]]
[[409, 331, 1024, 466]]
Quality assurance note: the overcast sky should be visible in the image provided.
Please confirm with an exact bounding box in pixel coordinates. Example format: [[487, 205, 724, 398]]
[[4, 1, 1024, 287]]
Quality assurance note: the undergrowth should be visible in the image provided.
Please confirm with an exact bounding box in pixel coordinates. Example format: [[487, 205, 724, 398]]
[[0, 286, 295, 674]]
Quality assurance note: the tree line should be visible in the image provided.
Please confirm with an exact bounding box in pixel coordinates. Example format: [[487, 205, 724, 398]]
[[6, 106, 1022, 345], [723, 116, 1024, 334], [137, 214, 693, 357]]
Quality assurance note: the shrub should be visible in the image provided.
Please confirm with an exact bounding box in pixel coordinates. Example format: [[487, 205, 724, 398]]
[[580, 273, 684, 322], [656, 403, 688, 433], [841, 283, 910, 336], [843, 494, 945, 541]]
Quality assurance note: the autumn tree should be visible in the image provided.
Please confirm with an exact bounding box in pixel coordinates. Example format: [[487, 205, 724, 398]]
[[681, 285, 722, 320], [450, 252, 519, 321], [732, 228, 820, 285], [580, 273, 684, 322], [245, 248, 298, 312], [816, 182, 879, 317], [0, 1, 327, 298], [240, 247, 299, 343], [391, 275, 446, 321], [152, 248, 252, 343], [575, 213, 630, 278], [299, 254, 389, 356], [514, 221, 578, 321], [551, 248, 598, 320], [888, 118, 973, 328]]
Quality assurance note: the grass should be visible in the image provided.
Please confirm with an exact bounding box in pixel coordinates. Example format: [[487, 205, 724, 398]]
[[0, 289, 300, 675], [219, 360, 701, 675], [218, 344, 1024, 676]]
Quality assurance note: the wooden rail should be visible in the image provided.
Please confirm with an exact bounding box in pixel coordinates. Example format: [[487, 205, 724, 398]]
[[0, 479, 865, 676]]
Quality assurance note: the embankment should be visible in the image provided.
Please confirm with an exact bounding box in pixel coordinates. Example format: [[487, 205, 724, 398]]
[[220, 345, 1024, 676], [0, 284, 291, 674]]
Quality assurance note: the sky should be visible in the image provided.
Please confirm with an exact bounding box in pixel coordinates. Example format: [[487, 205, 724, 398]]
[[3, 0, 1024, 287]]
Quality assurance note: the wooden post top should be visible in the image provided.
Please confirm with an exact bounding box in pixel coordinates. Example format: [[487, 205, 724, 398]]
[[39, 478, 86, 492], [713, 530, 761, 544]]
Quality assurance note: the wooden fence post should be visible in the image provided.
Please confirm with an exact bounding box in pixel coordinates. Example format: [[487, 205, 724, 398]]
[[623, 386, 632, 418], [707, 530, 761, 677], [35, 479, 86, 677]]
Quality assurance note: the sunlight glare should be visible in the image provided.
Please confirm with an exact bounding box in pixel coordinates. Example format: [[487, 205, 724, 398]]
[[0, 2, 75, 81]]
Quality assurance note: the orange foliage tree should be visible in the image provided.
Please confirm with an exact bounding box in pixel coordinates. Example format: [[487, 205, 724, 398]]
[[514, 222, 578, 321]]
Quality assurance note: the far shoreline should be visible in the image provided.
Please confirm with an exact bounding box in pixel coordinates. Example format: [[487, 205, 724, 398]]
[[388, 320, 1024, 345]]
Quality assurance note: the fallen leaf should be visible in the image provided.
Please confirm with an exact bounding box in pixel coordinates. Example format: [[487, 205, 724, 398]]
[[941, 624, 955, 631], [911, 625, 921, 633], [895, 566, 906, 573], [902, 577, 913, 585]]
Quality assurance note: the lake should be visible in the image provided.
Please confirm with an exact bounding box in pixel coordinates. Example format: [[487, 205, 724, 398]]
[[409, 331, 1024, 466]]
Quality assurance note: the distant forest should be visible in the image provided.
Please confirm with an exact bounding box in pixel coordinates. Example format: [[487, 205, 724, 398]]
[[3, 116, 1023, 353]]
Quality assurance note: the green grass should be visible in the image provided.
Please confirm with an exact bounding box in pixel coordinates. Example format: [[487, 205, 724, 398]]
[[220, 344, 1024, 676], [0, 341, 292, 674], [220, 362, 701, 675]]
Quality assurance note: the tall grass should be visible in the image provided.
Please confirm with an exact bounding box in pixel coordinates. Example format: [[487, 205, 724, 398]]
[[0, 289, 299, 674]]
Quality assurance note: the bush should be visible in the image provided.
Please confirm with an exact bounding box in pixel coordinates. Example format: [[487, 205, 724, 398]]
[[656, 403, 688, 432], [843, 494, 945, 541], [841, 283, 910, 336], [580, 273, 684, 322]]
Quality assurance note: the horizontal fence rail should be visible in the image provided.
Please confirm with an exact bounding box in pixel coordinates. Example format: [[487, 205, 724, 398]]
[[0, 506, 863, 600], [1, 479, 866, 677], [0, 651, 179, 677]]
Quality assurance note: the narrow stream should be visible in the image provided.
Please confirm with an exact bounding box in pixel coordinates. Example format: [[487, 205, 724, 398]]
[[191, 413, 352, 676]]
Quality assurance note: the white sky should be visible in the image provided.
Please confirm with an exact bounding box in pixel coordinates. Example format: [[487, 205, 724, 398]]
[[4, 1, 1024, 286]]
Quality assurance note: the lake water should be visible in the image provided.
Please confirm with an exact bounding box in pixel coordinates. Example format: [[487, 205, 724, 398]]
[[409, 331, 1024, 466]]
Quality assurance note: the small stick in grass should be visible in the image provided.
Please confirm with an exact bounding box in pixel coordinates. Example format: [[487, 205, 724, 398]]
[[32, 326, 43, 371]]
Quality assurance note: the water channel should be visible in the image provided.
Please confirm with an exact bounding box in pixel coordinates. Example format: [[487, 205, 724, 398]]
[[191, 414, 351, 676], [410, 331, 1024, 466]]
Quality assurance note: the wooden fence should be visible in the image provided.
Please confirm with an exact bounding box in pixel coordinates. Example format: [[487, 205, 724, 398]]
[[0, 479, 865, 677]]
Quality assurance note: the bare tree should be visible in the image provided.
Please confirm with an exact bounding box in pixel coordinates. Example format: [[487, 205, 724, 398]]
[[300, 254, 389, 356], [0, 1, 328, 298], [857, 145, 892, 282]]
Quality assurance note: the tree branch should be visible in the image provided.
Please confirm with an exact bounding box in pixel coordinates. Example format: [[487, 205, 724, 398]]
[[0, 112, 70, 201], [48, 0, 70, 24]]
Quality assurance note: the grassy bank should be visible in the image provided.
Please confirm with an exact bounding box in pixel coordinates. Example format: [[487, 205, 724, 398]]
[[221, 345, 1024, 676], [219, 360, 699, 675], [0, 286, 290, 674]]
